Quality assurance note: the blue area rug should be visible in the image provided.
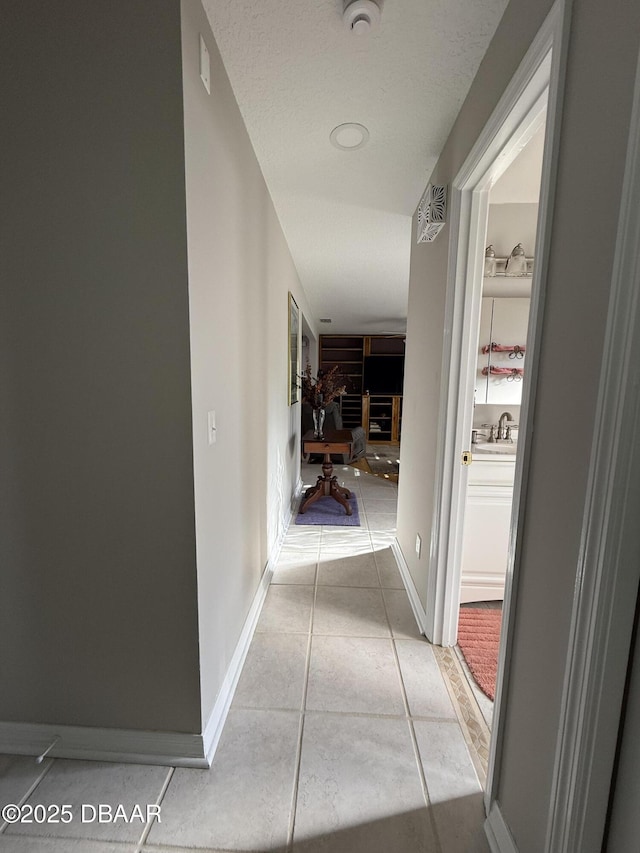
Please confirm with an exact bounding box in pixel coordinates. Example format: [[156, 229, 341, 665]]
[[295, 493, 360, 526]]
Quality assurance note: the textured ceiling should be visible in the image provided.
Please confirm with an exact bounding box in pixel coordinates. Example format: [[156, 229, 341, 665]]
[[203, 0, 509, 333]]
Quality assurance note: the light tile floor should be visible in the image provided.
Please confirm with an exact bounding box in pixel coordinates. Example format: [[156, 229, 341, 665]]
[[0, 464, 489, 853]]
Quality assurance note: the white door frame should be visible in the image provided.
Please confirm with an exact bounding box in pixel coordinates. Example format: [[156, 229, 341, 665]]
[[426, 0, 568, 652], [485, 38, 640, 853], [424, 0, 570, 831], [426, 0, 640, 848]]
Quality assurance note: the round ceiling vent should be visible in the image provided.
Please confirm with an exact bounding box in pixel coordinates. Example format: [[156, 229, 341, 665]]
[[343, 0, 381, 36]]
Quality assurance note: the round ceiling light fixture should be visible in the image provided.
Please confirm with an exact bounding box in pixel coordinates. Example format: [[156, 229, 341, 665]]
[[343, 0, 381, 35], [330, 122, 370, 150]]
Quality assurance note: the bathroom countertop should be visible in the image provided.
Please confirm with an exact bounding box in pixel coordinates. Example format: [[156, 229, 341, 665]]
[[472, 443, 517, 460]]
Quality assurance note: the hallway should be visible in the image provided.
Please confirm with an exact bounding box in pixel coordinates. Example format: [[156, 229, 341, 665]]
[[0, 464, 488, 853]]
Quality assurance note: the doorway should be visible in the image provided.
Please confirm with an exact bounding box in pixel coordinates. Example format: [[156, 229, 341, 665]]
[[425, 0, 569, 809], [456, 120, 545, 730]]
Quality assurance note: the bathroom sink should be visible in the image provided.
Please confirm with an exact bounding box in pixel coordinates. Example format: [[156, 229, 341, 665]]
[[473, 442, 517, 455]]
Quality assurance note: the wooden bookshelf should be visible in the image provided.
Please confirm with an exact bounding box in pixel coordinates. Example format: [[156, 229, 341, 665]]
[[319, 335, 405, 440], [362, 394, 402, 444], [319, 335, 364, 429]]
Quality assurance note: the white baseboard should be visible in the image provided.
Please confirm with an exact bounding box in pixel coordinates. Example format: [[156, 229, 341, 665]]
[[202, 490, 295, 765], [0, 722, 210, 768], [0, 501, 294, 770], [203, 496, 294, 766], [460, 575, 505, 604], [201, 563, 273, 765], [390, 538, 428, 635], [0, 563, 275, 769], [485, 802, 518, 853]]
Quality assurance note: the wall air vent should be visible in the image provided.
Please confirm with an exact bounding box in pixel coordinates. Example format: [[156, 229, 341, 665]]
[[320, 319, 332, 323], [417, 184, 447, 243]]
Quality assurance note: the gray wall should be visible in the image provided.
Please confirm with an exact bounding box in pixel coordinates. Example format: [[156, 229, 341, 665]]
[[180, 0, 315, 726], [397, 0, 640, 848], [0, 0, 317, 743], [0, 2, 202, 731]]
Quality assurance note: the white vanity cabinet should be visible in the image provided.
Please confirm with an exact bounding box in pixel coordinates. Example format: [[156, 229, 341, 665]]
[[460, 456, 515, 603], [476, 297, 530, 404]]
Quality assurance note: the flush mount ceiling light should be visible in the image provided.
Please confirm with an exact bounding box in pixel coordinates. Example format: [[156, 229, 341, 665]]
[[343, 0, 381, 36], [330, 122, 370, 150]]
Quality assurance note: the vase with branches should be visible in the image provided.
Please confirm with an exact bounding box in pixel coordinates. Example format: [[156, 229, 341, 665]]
[[300, 362, 347, 438]]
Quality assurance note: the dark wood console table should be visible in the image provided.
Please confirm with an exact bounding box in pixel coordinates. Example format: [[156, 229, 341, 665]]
[[300, 429, 354, 515]]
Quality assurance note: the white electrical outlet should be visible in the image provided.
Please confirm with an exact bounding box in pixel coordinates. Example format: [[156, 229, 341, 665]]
[[415, 534, 422, 558], [207, 410, 216, 445], [199, 34, 211, 94]]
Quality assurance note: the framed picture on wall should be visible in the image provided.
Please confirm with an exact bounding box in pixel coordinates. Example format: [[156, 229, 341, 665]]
[[288, 292, 300, 405]]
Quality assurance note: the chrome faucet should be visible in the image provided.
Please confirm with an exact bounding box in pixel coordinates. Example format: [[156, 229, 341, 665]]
[[498, 411, 514, 440]]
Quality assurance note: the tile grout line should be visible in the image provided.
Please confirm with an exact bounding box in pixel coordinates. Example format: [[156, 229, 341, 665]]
[[143, 846, 271, 853], [316, 582, 384, 591], [304, 709, 461, 725], [381, 592, 444, 853], [277, 481, 407, 850], [0, 756, 56, 834], [372, 536, 385, 589], [6, 480, 404, 852], [259, 629, 394, 640], [407, 719, 444, 853], [229, 704, 466, 724], [379, 528, 442, 851], [10, 834, 133, 850], [284, 537, 317, 852], [135, 764, 175, 851]]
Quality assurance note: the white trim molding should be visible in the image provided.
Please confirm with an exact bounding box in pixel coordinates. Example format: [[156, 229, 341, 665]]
[[0, 493, 295, 770], [485, 802, 519, 853], [391, 538, 428, 635], [0, 722, 209, 768], [486, 0, 572, 818], [202, 561, 274, 764], [0, 559, 278, 770], [427, 0, 565, 653], [203, 489, 296, 764], [415, 0, 570, 838], [545, 42, 640, 853]]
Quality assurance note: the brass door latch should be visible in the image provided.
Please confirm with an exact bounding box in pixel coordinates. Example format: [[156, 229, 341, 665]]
[[461, 450, 473, 466]]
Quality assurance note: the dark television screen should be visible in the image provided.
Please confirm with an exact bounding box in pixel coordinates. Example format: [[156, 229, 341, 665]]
[[363, 355, 405, 395]]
